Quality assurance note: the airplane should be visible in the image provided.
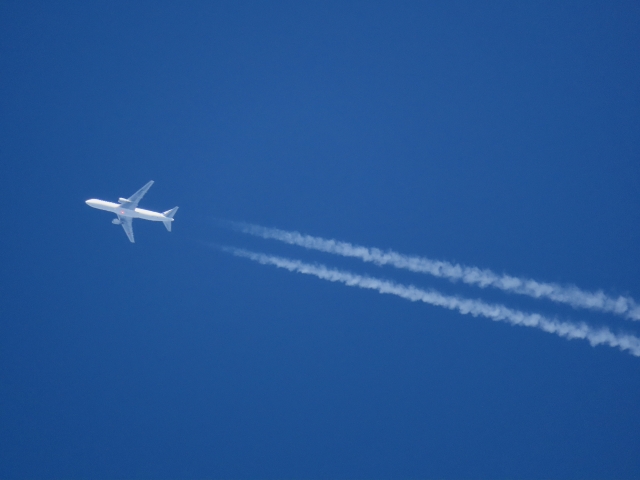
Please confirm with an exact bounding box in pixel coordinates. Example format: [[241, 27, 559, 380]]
[[85, 181, 178, 243]]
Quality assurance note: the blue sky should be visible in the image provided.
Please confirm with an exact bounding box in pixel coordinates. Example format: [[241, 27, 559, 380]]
[[1, 1, 640, 478]]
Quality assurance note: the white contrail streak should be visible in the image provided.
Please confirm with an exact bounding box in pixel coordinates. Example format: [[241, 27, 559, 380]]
[[218, 246, 640, 357], [229, 222, 640, 321]]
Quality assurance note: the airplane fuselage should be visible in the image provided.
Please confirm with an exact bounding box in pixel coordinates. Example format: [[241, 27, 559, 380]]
[[85, 199, 170, 223]]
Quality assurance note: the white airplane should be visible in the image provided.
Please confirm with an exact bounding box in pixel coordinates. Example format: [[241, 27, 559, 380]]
[[85, 181, 178, 243]]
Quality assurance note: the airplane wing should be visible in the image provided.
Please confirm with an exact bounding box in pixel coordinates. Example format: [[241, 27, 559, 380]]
[[125, 181, 154, 209], [119, 216, 135, 243]]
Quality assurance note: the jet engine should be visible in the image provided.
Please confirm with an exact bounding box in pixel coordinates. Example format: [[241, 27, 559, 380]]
[[112, 218, 121, 225]]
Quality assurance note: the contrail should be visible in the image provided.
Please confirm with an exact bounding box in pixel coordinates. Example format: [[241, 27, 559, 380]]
[[228, 222, 640, 321], [217, 246, 640, 357]]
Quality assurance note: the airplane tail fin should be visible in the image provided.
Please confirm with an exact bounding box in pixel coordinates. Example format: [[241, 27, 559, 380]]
[[163, 207, 179, 232]]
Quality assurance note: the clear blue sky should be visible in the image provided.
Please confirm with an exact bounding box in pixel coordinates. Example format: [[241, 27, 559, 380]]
[[1, 1, 639, 478]]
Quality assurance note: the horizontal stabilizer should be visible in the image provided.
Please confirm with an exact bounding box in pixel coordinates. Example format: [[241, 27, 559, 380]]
[[163, 206, 178, 232], [163, 206, 179, 218]]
